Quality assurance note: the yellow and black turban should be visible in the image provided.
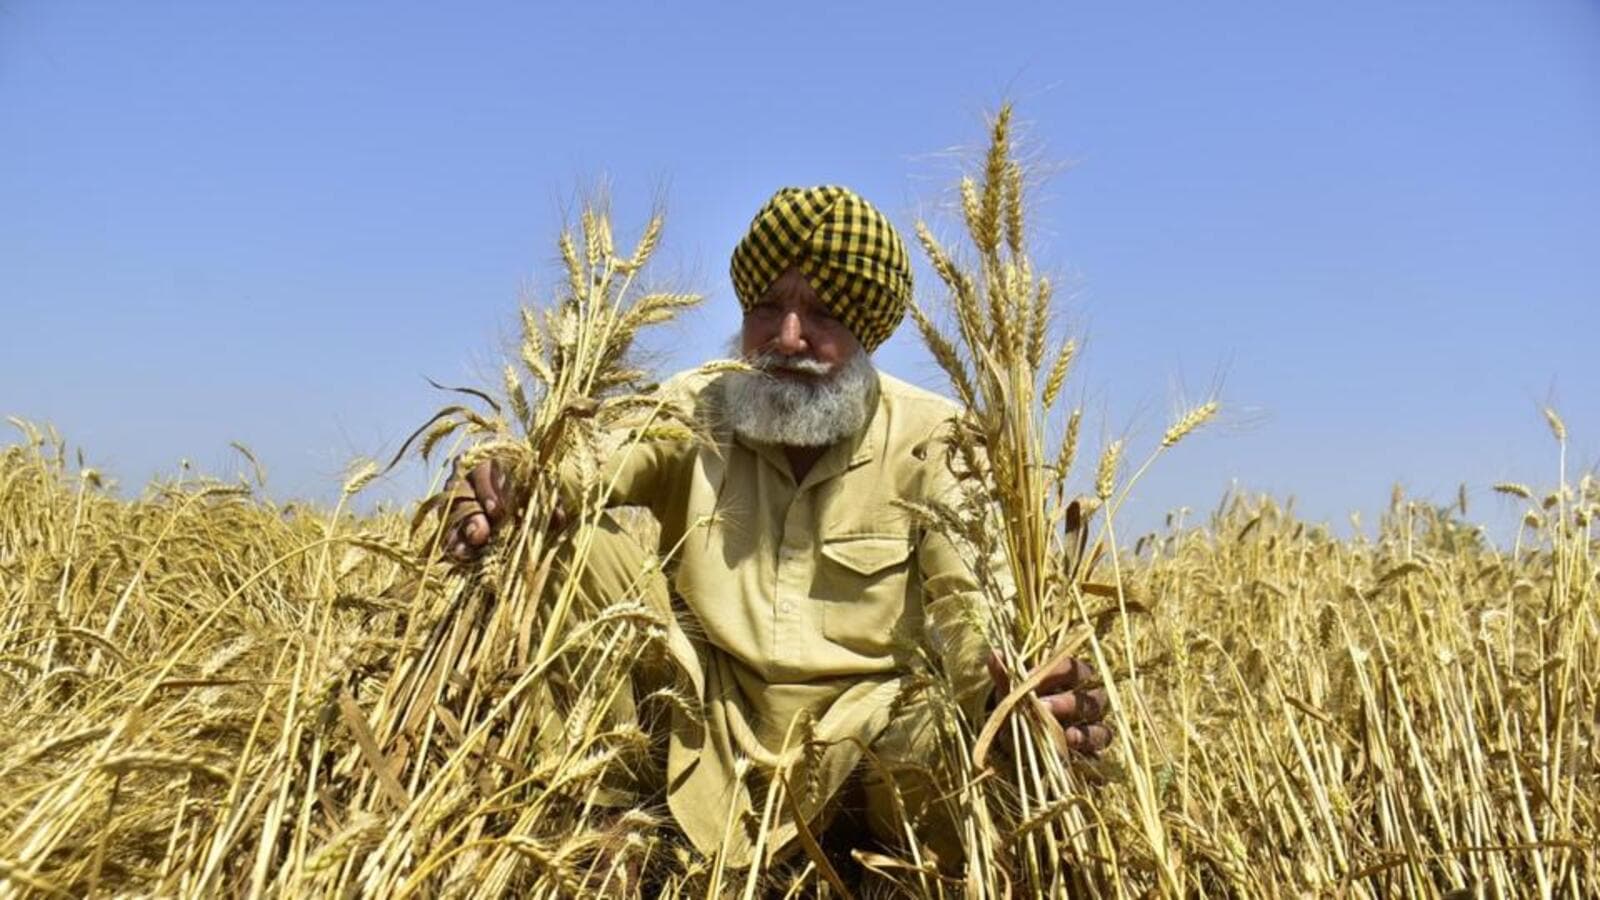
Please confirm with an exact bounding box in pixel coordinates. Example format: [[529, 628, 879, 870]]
[[730, 185, 912, 352]]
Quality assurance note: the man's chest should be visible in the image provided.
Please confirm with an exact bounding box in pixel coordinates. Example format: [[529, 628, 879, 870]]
[[665, 442, 926, 672]]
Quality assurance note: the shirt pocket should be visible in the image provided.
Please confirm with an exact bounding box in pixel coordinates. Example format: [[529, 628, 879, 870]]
[[818, 532, 916, 657]]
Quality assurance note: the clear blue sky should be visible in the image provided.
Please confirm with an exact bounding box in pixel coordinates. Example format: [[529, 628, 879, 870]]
[[4, 2, 1597, 541]]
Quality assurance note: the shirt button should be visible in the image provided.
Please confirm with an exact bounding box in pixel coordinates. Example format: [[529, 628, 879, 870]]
[[779, 600, 795, 614]]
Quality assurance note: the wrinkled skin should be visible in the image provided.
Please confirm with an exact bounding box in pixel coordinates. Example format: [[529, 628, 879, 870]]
[[440, 267, 1111, 755]]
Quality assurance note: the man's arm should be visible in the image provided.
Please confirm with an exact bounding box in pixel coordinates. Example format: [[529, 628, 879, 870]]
[[916, 521, 1009, 722], [442, 382, 701, 560], [915, 469, 1111, 755]]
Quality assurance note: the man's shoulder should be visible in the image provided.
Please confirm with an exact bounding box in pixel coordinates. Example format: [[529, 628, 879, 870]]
[[659, 366, 716, 395], [650, 367, 726, 414], [651, 366, 729, 433], [876, 371, 963, 425], [873, 372, 968, 483]]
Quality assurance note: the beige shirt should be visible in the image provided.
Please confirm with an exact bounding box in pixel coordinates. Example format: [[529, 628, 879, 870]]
[[575, 367, 994, 862]]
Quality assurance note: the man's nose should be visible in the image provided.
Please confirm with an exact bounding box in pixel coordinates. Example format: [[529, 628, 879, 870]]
[[775, 310, 808, 354]]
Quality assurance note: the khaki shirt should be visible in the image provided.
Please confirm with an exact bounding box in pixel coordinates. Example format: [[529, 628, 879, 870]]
[[574, 367, 994, 862]]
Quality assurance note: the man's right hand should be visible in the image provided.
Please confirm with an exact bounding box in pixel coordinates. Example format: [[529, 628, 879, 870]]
[[443, 460, 516, 561]]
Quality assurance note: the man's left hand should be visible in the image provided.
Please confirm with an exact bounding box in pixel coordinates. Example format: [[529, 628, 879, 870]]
[[987, 651, 1112, 756]]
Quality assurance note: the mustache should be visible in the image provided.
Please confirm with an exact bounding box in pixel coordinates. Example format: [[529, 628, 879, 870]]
[[745, 350, 833, 377]]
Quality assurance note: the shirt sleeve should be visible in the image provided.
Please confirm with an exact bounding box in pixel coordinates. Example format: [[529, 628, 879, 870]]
[[915, 458, 1011, 726], [556, 374, 706, 527], [437, 436, 684, 533], [582, 428, 697, 520]]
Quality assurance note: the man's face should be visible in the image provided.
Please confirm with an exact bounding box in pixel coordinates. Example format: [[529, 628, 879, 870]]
[[725, 267, 877, 448], [738, 268, 862, 377]]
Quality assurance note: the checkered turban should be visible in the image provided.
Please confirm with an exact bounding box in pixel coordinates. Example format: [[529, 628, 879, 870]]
[[730, 185, 912, 352]]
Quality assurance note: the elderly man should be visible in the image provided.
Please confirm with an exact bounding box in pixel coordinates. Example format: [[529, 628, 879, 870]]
[[445, 186, 1109, 869]]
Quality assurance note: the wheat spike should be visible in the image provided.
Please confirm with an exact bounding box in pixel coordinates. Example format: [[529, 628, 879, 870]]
[[1543, 406, 1567, 443], [581, 208, 602, 271], [521, 305, 546, 356], [418, 417, 463, 461], [1055, 408, 1082, 482], [623, 292, 700, 330], [1041, 338, 1076, 410], [341, 458, 380, 497], [628, 213, 663, 270], [1095, 439, 1123, 500], [504, 365, 531, 426], [1162, 400, 1219, 449], [910, 302, 978, 411], [1027, 275, 1052, 370], [915, 222, 961, 292], [976, 105, 1011, 254], [1004, 159, 1025, 256], [960, 176, 988, 254], [560, 230, 585, 300]]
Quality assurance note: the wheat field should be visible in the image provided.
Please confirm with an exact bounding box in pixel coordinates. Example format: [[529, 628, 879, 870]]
[[2, 107, 1595, 898]]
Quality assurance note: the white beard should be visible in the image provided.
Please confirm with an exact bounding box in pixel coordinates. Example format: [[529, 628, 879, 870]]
[[722, 343, 878, 448]]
